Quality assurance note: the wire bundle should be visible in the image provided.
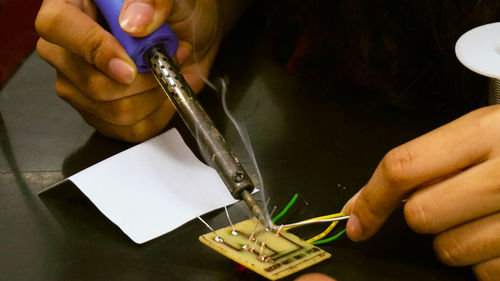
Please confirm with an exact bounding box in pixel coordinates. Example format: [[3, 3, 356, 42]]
[[272, 193, 346, 246]]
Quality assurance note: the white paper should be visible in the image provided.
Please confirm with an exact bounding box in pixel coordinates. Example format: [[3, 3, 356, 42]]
[[69, 128, 238, 244]]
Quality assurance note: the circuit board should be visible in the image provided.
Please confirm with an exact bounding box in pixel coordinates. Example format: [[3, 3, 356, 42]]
[[199, 218, 331, 280]]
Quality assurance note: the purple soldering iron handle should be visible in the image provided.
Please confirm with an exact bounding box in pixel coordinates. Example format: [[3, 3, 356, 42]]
[[93, 0, 178, 73], [95, 0, 267, 227]]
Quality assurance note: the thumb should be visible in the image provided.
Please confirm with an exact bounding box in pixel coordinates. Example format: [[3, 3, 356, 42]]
[[119, 0, 173, 37]]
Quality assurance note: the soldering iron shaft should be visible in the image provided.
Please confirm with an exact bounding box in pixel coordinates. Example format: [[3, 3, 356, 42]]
[[146, 46, 268, 227], [240, 190, 268, 227]]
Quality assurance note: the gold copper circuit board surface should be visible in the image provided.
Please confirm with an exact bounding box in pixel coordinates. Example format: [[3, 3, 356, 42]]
[[199, 218, 331, 280]]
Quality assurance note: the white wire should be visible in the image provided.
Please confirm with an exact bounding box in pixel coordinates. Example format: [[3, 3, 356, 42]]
[[279, 216, 350, 229]]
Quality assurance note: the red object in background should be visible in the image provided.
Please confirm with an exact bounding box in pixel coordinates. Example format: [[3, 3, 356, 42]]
[[0, 0, 43, 88], [234, 262, 247, 272]]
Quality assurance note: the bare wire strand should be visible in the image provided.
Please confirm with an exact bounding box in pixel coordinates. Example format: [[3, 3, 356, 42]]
[[197, 216, 216, 233], [224, 206, 236, 232]]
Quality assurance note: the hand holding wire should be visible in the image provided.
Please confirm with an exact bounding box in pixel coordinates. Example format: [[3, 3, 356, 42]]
[[343, 106, 500, 280]]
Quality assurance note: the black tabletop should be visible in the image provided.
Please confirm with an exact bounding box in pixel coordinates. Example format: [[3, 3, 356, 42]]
[[0, 8, 475, 281]]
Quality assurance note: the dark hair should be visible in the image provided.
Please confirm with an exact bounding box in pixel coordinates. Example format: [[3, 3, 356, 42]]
[[268, 0, 500, 113]]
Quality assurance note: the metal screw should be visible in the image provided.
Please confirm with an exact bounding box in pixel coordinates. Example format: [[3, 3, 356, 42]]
[[232, 171, 245, 183]]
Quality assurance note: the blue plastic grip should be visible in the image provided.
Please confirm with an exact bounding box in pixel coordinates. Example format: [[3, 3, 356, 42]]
[[93, 0, 178, 72]]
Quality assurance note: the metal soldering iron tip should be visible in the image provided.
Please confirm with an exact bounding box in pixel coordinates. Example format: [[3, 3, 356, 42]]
[[240, 190, 271, 229]]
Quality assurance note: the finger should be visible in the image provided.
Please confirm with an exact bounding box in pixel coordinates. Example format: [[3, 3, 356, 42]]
[[175, 40, 192, 67], [473, 257, 500, 281], [179, 40, 220, 94], [79, 99, 176, 142], [404, 158, 500, 233], [56, 73, 165, 126], [119, 0, 173, 37], [35, 0, 136, 84], [37, 38, 157, 101], [433, 212, 500, 266], [67, 0, 98, 20], [181, 64, 208, 94], [344, 106, 500, 241]]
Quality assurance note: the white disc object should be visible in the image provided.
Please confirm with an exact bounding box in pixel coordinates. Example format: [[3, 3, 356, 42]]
[[456, 22, 500, 79]]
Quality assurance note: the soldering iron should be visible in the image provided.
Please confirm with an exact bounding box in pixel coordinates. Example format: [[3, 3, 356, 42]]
[[93, 0, 269, 227]]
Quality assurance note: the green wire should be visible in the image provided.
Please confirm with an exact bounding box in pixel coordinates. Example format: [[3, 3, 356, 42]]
[[272, 193, 299, 224], [312, 229, 346, 245], [272, 193, 345, 246]]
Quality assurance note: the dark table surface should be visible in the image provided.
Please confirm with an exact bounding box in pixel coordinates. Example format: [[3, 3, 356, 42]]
[[0, 8, 475, 281]]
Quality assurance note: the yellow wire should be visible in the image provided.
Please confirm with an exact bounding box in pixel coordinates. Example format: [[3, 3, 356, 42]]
[[306, 208, 345, 243], [306, 220, 340, 243], [281, 209, 345, 243], [283, 212, 344, 231]]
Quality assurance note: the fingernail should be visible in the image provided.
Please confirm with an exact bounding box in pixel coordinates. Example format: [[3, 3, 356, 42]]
[[120, 2, 154, 32], [109, 58, 136, 84], [346, 214, 364, 241]]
